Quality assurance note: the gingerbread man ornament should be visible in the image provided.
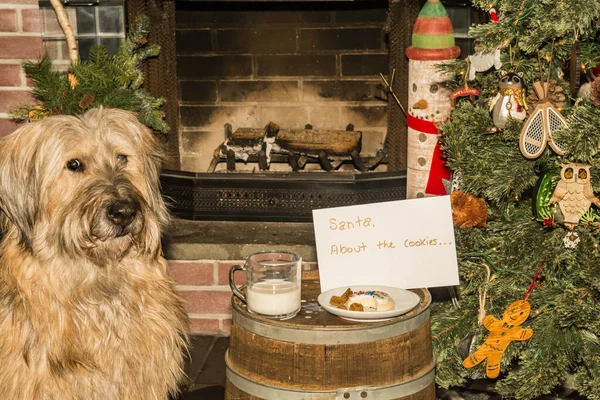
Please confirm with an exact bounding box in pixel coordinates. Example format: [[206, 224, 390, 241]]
[[462, 300, 533, 378]]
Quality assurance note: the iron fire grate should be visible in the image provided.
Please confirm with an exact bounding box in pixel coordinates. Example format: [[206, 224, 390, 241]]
[[160, 170, 407, 222]]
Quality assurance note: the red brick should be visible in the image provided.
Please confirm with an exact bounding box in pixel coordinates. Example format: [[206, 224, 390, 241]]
[[188, 318, 220, 334], [177, 290, 232, 314], [0, 118, 21, 138], [0, 90, 34, 113], [2, 0, 39, 4], [217, 261, 247, 286], [168, 261, 214, 286], [22, 9, 41, 33], [0, 64, 21, 86], [0, 36, 43, 59], [0, 10, 17, 32]]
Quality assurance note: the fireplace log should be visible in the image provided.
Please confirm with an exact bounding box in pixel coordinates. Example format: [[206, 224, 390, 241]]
[[274, 129, 361, 156], [211, 125, 369, 172]]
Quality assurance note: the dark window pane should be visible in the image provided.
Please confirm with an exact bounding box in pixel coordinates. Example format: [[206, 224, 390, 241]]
[[100, 38, 123, 56], [78, 38, 97, 60], [446, 7, 470, 35], [456, 38, 474, 57], [75, 6, 96, 35], [99, 7, 124, 34]]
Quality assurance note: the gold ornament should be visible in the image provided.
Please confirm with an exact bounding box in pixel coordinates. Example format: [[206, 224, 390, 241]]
[[463, 300, 533, 379], [549, 163, 600, 230]]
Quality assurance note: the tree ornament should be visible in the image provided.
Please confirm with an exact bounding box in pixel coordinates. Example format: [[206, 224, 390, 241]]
[[526, 79, 567, 111], [488, 6, 499, 22], [563, 231, 581, 248], [489, 71, 528, 129], [519, 81, 568, 159], [450, 87, 479, 108], [450, 190, 488, 229], [532, 170, 560, 226], [467, 48, 502, 81], [549, 163, 600, 230], [462, 300, 533, 378]]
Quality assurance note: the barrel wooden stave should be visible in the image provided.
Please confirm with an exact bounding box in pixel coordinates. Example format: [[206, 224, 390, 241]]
[[225, 280, 435, 400]]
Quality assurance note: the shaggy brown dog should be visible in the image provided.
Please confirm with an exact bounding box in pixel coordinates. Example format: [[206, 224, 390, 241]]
[[0, 108, 189, 399]]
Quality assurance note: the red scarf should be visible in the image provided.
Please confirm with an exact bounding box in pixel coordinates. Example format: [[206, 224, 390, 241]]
[[407, 114, 451, 195]]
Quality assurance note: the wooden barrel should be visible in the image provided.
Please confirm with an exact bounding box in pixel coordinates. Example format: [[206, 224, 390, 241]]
[[225, 278, 435, 400]]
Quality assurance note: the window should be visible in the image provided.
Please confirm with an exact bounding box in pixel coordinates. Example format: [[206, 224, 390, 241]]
[[39, 0, 125, 67]]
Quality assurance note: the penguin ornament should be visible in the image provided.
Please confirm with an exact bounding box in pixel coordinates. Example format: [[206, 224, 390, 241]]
[[489, 71, 528, 129]]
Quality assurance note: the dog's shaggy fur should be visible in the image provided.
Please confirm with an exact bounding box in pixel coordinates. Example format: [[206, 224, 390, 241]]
[[0, 108, 188, 399]]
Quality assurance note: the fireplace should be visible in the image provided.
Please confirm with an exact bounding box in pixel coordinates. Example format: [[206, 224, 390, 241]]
[[128, 0, 419, 220]]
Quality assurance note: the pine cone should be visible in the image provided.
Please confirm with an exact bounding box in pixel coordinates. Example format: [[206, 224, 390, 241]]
[[526, 79, 567, 111], [589, 76, 600, 107]]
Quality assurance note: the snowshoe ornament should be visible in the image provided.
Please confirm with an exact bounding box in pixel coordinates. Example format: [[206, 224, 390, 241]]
[[519, 81, 568, 159]]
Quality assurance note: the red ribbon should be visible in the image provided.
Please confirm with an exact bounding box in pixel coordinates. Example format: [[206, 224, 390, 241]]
[[524, 263, 544, 302], [407, 114, 451, 195]]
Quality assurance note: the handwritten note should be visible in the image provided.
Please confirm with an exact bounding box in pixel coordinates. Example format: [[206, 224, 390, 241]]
[[312, 196, 459, 292]]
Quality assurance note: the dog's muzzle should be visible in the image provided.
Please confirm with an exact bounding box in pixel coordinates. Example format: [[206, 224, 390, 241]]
[[107, 199, 139, 232]]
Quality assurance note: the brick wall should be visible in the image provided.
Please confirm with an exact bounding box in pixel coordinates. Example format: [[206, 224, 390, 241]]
[[168, 259, 318, 335], [0, 0, 43, 137], [175, 1, 390, 172]]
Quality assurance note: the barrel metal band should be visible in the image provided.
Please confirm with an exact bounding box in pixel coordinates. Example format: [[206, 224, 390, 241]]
[[233, 307, 430, 345], [226, 352, 436, 400]]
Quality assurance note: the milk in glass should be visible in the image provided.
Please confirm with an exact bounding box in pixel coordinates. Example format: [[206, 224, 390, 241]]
[[247, 279, 301, 316]]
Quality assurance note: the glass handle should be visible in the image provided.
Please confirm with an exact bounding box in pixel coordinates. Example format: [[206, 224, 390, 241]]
[[229, 264, 247, 303]]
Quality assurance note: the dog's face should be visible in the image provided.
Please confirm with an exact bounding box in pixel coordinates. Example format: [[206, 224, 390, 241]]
[[0, 108, 169, 263]]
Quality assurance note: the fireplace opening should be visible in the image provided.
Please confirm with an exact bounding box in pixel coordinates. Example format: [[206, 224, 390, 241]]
[[130, 0, 420, 220], [174, 0, 393, 173]]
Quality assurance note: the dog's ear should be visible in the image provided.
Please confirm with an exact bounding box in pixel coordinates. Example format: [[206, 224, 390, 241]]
[[0, 121, 42, 250]]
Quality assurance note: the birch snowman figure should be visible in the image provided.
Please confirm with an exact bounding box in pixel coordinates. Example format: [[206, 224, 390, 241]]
[[405, 0, 460, 199]]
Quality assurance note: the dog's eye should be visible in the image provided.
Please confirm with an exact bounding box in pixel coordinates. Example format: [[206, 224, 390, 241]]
[[117, 154, 128, 165], [66, 159, 84, 172]]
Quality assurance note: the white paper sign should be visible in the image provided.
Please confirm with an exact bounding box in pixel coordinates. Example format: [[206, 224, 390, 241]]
[[312, 196, 459, 292]]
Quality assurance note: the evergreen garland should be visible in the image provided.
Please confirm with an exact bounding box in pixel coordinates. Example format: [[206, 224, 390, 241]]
[[432, 1, 600, 398], [10, 15, 168, 133]]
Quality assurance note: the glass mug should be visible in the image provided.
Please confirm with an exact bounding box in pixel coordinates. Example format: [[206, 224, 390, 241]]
[[229, 251, 302, 320]]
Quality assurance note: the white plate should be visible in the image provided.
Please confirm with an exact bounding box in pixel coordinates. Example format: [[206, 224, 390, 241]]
[[317, 285, 421, 321]]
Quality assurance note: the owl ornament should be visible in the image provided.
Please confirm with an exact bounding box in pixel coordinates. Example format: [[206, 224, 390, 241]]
[[489, 71, 528, 129], [549, 163, 600, 230]]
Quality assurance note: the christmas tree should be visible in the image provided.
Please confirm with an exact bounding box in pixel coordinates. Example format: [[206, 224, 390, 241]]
[[11, 15, 169, 133], [431, 1, 600, 399]]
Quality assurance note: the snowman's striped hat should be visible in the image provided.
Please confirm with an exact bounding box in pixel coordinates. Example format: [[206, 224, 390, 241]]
[[406, 0, 460, 61]]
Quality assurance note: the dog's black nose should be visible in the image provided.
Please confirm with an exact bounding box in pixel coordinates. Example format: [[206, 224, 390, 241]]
[[107, 200, 138, 228]]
